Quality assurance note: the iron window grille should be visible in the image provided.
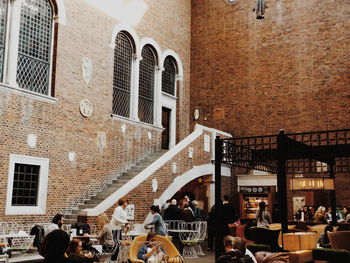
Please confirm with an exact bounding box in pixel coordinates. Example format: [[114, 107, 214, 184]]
[[12, 163, 40, 206], [113, 32, 133, 117], [139, 45, 155, 124], [0, 0, 7, 82], [16, 0, 53, 95], [162, 56, 176, 96]]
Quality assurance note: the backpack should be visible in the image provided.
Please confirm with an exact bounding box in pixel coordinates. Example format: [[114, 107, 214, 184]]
[[30, 225, 45, 250]]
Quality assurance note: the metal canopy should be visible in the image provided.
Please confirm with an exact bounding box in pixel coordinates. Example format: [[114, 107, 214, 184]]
[[214, 129, 350, 257], [221, 129, 350, 173]]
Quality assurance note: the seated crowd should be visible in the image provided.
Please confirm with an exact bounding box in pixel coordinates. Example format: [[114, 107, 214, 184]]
[[7, 194, 350, 263], [294, 205, 350, 223]]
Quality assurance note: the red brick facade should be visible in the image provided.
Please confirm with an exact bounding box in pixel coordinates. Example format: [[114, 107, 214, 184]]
[[0, 0, 191, 224], [191, 0, 350, 213]]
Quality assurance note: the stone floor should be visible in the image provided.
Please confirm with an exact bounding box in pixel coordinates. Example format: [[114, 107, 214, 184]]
[[184, 250, 215, 263]]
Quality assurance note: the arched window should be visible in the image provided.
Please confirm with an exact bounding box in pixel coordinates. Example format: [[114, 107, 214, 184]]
[[162, 56, 177, 96], [139, 45, 156, 124], [16, 0, 53, 95], [0, 0, 55, 95], [0, 0, 8, 82], [112, 32, 133, 117]]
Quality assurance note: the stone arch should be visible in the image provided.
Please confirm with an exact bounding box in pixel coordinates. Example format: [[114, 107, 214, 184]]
[[156, 164, 231, 206], [138, 37, 162, 66], [161, 49, 184, 79], [110, 24, 140, 53]]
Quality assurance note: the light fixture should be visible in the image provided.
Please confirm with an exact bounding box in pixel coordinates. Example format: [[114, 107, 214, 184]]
[[252, 0, 268, 19], [290, 178, 334, 190], [224, 0, 237, 4]]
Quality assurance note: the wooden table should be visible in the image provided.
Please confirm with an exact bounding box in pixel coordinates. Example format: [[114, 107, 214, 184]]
[[283, 232, 317, 251]]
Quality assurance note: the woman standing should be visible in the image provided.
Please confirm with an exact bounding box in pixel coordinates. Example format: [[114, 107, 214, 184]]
[[255, 201, 271, 228], [145, 205, 167, 236], [111, 198, 129, 229]]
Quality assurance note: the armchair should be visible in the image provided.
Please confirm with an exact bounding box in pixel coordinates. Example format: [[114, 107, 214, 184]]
[[129, 235, 183, 263]]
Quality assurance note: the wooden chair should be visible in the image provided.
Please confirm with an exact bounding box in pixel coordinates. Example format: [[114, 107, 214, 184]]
[[129, 235, 183, 263]]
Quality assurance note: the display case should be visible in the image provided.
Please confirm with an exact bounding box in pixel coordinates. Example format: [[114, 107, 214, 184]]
[[239, 186, 275, 219]]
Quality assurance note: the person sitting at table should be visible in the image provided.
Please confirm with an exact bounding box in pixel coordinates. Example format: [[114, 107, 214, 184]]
[[45, 213, 64, 236], [216, 236, 255, 263], [67, 238, 98, 263], [318, 225, 334, 248], [111, 198, 129, 230], [145, 205, 167, 236], [255, 201, 271, 228], [314, 206, 327, 224], [40, 229, 70, 263], [90, 213, 117, 252], [326, 207, 343, 223], [138, 232, 169, 263], [343, 207, 350, 223]]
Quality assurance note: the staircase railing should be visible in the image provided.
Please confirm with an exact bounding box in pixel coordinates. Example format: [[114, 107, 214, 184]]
[[83, 124, 231, 216]]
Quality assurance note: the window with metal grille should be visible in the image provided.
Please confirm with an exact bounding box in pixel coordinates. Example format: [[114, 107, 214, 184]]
[[16, 0, 53, 95], [162, 56, 177, 96], [113, 32, 133, 117], [139, 45, 155, 124], [12, 163, 40, 206], [0, 0, 7, 82]]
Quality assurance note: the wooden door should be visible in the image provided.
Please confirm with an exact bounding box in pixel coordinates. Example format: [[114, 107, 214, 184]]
[[162, 107, 171, 149]]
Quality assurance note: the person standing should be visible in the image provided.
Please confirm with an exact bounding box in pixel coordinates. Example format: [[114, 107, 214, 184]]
[[111, 198, 129, 229], [163, 199, 182, 220], [256, 201, 271, 228], [145, 205, 167, 236], [222, 195, 236, 227], [160, 199, 171, 218], [207, 205, 215, 251], [192, 200, 203, 221]]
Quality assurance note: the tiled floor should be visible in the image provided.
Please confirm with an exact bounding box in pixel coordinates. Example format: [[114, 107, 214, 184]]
[[184, 250, 215, 263]]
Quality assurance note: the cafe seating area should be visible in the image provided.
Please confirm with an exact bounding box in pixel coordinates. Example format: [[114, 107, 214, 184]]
[[226, 220, 350, 263]]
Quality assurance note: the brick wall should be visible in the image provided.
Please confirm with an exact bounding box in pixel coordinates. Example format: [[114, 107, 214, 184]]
[[191, 0, 350, 135], [191, 0, 350, 213], [86, 130, 214, 224], [0, 0, 191, 224]]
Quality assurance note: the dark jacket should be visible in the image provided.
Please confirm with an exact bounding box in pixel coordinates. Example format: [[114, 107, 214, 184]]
[[216, 250, 254, 263], [67, 253, 97, 263], [182, 208, 195, 222], [163, 205, 182, 220], [30, 225, 45, 250], [223, 203, 236, 224]]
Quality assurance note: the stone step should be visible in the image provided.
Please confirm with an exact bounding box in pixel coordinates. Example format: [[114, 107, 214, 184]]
[[67, 149, 167, 220]]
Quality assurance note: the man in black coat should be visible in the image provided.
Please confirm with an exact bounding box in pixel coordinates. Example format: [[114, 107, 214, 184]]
[[163, 199, 182, 220], [222, 195, 236, 228]]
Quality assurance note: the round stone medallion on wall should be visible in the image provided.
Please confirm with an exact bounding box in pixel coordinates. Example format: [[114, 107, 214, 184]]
[[79, 99, 93, 117]]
